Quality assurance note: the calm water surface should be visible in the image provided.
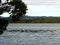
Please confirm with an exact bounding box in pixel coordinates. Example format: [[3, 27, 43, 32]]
[[0, 23, 60, 45]]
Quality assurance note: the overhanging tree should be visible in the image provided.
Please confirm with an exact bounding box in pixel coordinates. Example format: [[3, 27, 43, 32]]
[[10, 0, 27, 21], [0, 0, 27, 34]]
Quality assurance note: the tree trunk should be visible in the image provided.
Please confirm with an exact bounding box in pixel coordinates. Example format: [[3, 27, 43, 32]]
[[0, 19, 9, 34]]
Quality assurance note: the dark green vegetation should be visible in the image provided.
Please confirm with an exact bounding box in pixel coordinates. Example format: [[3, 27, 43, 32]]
[[0, 0, 27, 34], [9, 16, 60, 23], [10, 0, 27, 21]]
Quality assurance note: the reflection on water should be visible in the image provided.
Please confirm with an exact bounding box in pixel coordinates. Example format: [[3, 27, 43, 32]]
[[0, 23, 60, 45], [6, 29, 56, 33]]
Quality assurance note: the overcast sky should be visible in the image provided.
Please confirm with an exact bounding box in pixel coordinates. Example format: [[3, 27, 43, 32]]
[[22, 0, 60, 5], [22, 0, 60, 16]]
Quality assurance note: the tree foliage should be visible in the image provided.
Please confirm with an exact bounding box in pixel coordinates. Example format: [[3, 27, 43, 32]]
[[10, 0, 27, 21]]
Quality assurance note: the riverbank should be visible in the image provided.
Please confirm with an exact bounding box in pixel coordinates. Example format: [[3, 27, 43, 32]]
[[9, 17, 60, 23]]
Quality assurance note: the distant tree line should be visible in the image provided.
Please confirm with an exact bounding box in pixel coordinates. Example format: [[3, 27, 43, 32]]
[[9, 17, 60, 23]]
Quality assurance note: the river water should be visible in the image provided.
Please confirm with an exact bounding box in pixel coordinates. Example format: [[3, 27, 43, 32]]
[[0, 23, 60, 45]]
